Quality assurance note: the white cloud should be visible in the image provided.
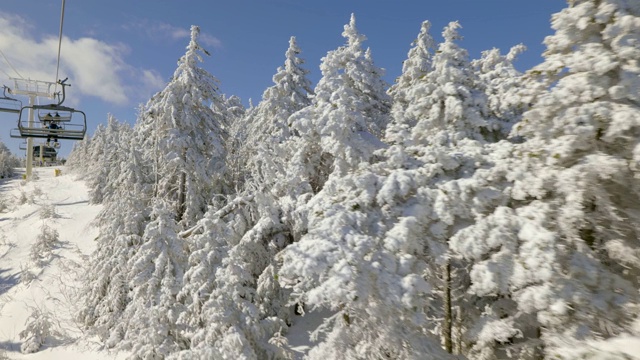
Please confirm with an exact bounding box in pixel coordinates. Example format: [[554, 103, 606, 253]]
[[0, 13, 163, 106], [157, 23, 190, 41], [123, 19, 223, 49], [200, 33, 223, 49], [140, 69, 166, 97]]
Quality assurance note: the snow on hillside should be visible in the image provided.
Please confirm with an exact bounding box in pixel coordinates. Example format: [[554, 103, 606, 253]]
[[0, 167, 125, 360]]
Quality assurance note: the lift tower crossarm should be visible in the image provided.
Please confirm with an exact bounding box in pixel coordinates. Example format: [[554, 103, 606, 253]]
[[9, 78, 57, 98]]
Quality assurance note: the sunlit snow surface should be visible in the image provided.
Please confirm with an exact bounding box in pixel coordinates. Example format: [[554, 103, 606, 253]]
[[0, 167, 125, 359]]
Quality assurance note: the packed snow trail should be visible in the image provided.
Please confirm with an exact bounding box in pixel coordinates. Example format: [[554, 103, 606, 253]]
[[0, 166, 124, 359]]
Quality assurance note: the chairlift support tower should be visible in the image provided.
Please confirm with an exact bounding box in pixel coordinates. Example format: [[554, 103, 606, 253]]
[[9, 78, 56, 180]]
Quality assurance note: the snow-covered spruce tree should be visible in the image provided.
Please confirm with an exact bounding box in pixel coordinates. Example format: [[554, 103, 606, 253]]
[[174, 176, 298, 359], [87, 114, 131, 204], [135, 25, 226, 227], [173, 194, 253, 346], [287, 13, 391, 193], [450, 0, 640, 357], [235, 36, 313, 189], [174, 16, 392, 359], [246, 36, 313, 145], [386, 20, 435, 145], [73, 123, 105, 185], [404, 21, 506, 148], [174, 201, 292, 359], [0, 141, 20, 179], [77, 133, 153, 345], [214, 94, 246, 192], [120, 200, 188, 358], [65, 136, 89, 173], [472, 44, 527, 138], [278, 21, 520, 358]]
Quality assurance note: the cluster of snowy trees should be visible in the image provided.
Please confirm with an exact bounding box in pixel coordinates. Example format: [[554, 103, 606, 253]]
[[0, 141, 20, 179], [66, 1, 640, 358]]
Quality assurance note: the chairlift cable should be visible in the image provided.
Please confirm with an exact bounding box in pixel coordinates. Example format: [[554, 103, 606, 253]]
[[54, 0, 66, 94], [0, 48, 24, 79], [0, 66, 12, 79]]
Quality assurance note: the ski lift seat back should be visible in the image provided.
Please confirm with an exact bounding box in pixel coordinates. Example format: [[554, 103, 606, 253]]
[[39, 110, 72, 122]]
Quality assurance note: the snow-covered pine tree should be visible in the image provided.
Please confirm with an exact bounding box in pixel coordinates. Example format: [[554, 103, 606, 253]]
[[248, 36, 313, 144], [235, 36, 313, 190], [87, 115, 131, 204], [0, 141, 19, 179], [406, 21, 505, 147], [288, 13, 391, 189], [175, 195, 250, 351], [472, 44, 527, 138], [65, 134, 92, 175], [175, 177, 295, 358], [81, 123, 106, 202], [135, 25, 226, 226], [213, 94, 245, 191], [178, 202, 291, 359], [77, 134, 152, 345], [450, 0, 640, 357], [386, 20, 436, 145], [121, 200, 188, 358], [176, 16, 392, 359]]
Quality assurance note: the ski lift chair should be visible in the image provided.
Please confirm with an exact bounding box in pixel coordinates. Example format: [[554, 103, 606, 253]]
[[0, 86, 21, 114], [16, 79, 86, 141], [9, 128, 24, 139]]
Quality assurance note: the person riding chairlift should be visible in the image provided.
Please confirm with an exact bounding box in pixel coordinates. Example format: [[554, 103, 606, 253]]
[[43, 112, 60, 148]]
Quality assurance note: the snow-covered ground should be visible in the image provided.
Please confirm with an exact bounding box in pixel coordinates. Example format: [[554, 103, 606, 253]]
[[0, 167, 124, 360]]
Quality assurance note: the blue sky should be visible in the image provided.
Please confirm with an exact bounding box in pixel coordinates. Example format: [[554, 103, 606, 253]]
[[0, 0, 565, 157]]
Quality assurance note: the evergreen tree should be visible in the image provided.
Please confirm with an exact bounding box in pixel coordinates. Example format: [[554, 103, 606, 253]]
[[175, 195, 248, 350], [0, 141, 19, 179], [121, 200, 189, 358], [135, 25, 226, 226], [245, 36, 313, 145], [78, 195, 149, 347], [83, 123, 107, 202], [287, 13, 391, 192], [213, 94, 244, 191], [387, 20, 436, 145], [87, 115, 131, 204], [237, 36, 314, 190], [450, 0, 640, 357], [472, 44, 528, 138]]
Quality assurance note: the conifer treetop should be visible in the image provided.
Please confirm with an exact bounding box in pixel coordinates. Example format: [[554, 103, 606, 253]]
[[343, 13, 366, 51], [182, 25, 210, 68]]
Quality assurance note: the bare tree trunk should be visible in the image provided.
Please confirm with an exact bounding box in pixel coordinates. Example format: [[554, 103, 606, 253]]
[[443, 260, 453, 353], [177, 170, 186, 222], [455, 306, 463, 355], [176, 148, 187, 222], [153, 124, 159, 198]]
